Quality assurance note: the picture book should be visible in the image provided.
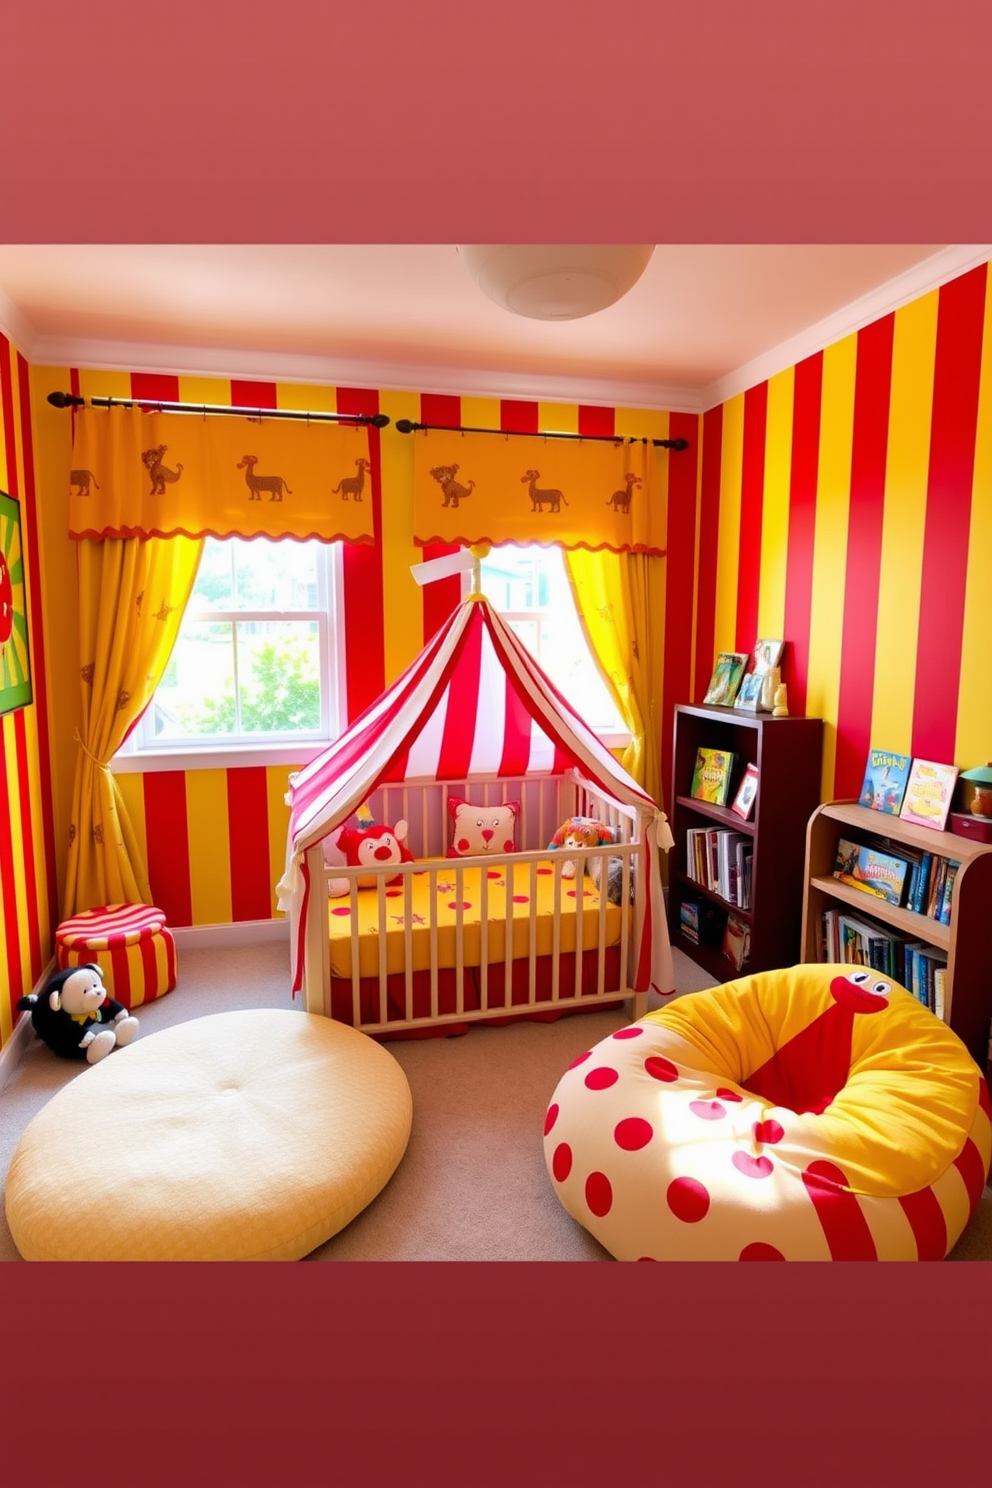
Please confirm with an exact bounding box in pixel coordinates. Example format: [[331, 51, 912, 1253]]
[[733, 640, 784, 712], [899, 759, 959, 831], [722, 912, 750, 971], [702, 652, 748, 706], [690, 747, 736, 806], [858, 748, 912, 815], [730, 762, 759, 820], [832, 837, 909, 906]]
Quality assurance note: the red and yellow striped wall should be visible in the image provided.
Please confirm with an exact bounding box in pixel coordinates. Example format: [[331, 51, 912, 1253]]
[[31, 365, 690, 934], [0, 334, 58, 1048], [692, 260, 992, 803]]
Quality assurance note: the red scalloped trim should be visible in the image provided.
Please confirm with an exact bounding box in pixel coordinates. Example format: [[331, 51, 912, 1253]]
[[68, 526, 376, 545], [413, 533, 666, 558]]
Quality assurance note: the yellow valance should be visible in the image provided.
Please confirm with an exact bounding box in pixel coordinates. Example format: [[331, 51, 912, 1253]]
[[68, 407, 374, 544], [412, 429, 665, 555]]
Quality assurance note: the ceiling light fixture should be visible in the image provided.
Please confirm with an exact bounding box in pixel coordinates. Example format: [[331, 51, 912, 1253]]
[[456, 244, 655, 321]]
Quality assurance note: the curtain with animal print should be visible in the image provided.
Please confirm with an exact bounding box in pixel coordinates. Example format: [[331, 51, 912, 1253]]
[[68, 406, 374, 543], [411, 429, 664, 555]]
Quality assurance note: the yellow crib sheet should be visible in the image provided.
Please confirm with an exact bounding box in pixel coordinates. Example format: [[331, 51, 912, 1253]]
[[328, 859, 626, 979]]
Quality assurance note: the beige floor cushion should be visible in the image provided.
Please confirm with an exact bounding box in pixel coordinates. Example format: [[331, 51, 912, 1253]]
[[5, 1008, 413, 1261]]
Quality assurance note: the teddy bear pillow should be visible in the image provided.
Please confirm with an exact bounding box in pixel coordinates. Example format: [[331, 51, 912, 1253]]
[[447, 797, 520, 858]]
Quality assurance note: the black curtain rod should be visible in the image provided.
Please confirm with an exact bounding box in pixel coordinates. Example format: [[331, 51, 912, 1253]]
[[47, 391, 390, 429], [393, 417, 689, 451]]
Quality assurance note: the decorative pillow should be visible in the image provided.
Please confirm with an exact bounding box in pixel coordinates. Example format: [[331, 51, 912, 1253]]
[[446, 797, 519, 857], [328, 819, 416, 896]]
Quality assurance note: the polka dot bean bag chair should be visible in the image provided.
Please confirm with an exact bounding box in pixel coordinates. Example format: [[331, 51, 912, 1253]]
[[544, 965, 991, 1261]]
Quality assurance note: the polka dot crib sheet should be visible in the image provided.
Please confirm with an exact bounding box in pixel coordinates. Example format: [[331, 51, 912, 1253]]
[[327, 856, 626, 979]]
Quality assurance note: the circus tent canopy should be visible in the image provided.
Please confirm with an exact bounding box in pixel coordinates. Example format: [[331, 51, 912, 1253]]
[[277, 593, 674, 995]]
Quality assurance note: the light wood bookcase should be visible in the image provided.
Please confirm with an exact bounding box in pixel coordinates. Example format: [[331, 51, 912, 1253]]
[[801, 800, 992, 1069]]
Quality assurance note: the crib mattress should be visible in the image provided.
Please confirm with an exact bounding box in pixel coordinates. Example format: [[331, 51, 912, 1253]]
[[327, 859, 626, 979]]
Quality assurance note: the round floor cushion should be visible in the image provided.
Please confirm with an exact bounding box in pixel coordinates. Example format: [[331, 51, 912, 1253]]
[[544, 965, 992, 1261], [5, 1009, 413, 1261]]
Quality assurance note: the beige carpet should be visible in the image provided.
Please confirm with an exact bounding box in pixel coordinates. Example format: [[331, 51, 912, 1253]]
[[2, 941, 990, 1262]]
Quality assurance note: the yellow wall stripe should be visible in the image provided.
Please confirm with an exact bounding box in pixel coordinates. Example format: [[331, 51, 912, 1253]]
[[114, 771, 147, 870], [955, 275, 992, 765], [379, 390, 421, 684], [757, 366, 795, 641], [3, 713, 31, 994], [266, 762, 298, 916], [872, 291, 938, 756], [185, 768, 232, 925], [713, 393, 744, 651], [806, 333, 858, 798]]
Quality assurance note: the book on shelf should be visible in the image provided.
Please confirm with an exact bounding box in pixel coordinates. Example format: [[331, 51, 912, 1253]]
[[679, 897, 720, 946], [684, 826, 753, 908], [702, 653, 748, 706], [857, 747, 912, 815], [730, 762, 759, 820], [899, 758, 959, 831], [689, 747, 736, 806], [722, 912, 750, 971], [832, 837, 910, 906], [733, 640, 784, 712]]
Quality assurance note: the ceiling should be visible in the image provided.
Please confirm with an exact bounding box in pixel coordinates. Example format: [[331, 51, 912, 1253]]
[[0, 243, 987, 412]]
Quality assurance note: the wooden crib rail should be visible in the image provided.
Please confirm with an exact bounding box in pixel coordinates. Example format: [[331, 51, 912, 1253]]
[[302, 838, 643, 1033]]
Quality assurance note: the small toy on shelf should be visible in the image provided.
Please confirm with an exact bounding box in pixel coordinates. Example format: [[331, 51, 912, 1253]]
[[17, 963, 140, 1063]]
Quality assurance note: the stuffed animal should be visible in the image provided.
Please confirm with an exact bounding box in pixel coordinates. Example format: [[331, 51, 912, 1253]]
[[17, 963, 140, 1064], [548, 816, 618, 882], [328, 819, 416, 896]]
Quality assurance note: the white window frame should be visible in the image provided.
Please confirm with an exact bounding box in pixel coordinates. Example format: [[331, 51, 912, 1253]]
[[113, 539, 346, 774], [471, 544, 631, 750]]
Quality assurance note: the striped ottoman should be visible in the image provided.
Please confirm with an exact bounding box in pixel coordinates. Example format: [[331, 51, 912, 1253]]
[[55, 904, 177, 1010]]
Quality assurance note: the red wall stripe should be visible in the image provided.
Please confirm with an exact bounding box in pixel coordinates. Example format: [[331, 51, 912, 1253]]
[[693, 405, 723, 703], [912, 264, 988, 762], [577, 404, 615, 440], [833, 317, 894, 797], [229, 380, 278, 410], [661, 413, 700, 809], [142, 772, 193, 927], [227, 766, 273, 921], [13, 712, 42, 980], [0, 727, 24, 1008], [130, 373, 181, 404], [420, 394, 463, 643], [338, 386, 385, 723], [17, 351, 58, 927], [734, 382, 768, 653], [501, 400, 540, 436], [781, 352, 823, 718]]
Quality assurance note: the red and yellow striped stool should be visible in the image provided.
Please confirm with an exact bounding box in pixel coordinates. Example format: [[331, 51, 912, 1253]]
[[55, 904, 177, 1010]]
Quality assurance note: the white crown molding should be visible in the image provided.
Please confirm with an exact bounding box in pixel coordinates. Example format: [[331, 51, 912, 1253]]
[[0, 283, 40, 356], [698, 244, 992, 410], [29, 334, 702, 413], [8, 244, 991, 416]]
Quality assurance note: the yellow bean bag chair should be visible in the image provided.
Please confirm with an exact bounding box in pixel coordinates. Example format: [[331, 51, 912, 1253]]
[[544, 965, 991, 1260]]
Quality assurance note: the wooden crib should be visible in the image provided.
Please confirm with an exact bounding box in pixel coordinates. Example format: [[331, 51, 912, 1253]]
[[298, 768, 653, 1037]]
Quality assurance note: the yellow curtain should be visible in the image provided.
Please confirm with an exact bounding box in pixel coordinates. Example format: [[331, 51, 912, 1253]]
[[564, 549, 666, 807], [63, 535, 203, 917]]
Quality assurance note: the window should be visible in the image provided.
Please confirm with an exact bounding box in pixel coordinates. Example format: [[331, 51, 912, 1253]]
[[121, 536, 342, 761], [477, 544, 627, 738]]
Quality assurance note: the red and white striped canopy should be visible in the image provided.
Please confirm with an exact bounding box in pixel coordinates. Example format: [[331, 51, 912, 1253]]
[[288, 594, 656, 854], [279, 595, 674, 996]]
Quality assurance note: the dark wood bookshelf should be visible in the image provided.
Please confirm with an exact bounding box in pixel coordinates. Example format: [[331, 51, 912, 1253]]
[[669, 703, 824, 981]]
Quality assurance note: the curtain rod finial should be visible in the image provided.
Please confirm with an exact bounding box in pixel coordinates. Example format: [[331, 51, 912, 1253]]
[[48, 390, 84, 409]]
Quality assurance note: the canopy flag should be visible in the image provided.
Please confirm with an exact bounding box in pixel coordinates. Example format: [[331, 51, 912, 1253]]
[[68, 406, 374, 544], [412, 429, 665, 555], [277, 594, 675, 998]]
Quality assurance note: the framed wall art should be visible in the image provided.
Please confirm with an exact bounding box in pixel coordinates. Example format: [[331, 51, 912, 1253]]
[[0, 489, 33, 716]]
